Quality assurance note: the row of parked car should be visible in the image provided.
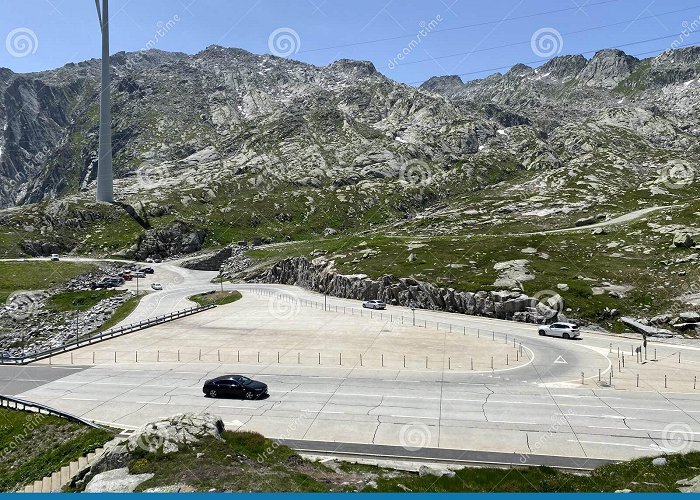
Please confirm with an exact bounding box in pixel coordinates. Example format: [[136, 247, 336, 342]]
[[91, 267, 158, 290]]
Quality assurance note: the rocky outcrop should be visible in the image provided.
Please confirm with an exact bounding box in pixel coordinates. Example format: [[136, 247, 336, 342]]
[[73, 413, 225, 491], [258, 257, 561, 323], [127, 222, 206, 260], [20, 239, 71, 257], [181, 246, 235, 271], [577, 49, 639, 88]]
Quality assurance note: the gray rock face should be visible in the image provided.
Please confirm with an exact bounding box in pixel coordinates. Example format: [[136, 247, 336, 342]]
[[181, 246, 234, 271], [128, 221, 206, 260], [257, 257, 561, 323], [620, 316, 673, 337], [577, 49, 639, 88]]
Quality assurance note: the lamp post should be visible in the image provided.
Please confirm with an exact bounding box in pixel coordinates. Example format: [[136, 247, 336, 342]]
[[136, 275, 140, 296]]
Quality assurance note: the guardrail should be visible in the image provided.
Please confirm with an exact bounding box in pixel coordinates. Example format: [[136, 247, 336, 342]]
[[0, 304, 217, 365], [0, 394, 101, 428]]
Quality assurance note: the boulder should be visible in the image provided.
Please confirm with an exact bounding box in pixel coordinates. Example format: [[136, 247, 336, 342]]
[[126, 413, 225, 454], [575, 216, 597, 227], [679, 311, 700, 323], [652, 457, 668, 466], [620, 317, 674, 337], [674, 232, 695, 248], [84, 468, 154, 493]]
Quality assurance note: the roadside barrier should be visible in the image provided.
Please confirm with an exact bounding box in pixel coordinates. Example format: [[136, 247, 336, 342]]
[[0, 394, 101, 428], [0, 304, 216, 365]]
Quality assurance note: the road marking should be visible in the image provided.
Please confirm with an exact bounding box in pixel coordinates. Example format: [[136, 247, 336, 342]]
[[554, 356, 567, 364], [61, 397, 99, 401], [572, 439, 655, 450], [388, 414, 439, 420]]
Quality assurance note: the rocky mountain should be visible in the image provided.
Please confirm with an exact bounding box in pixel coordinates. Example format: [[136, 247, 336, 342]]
[[1, 44, 699, 329]]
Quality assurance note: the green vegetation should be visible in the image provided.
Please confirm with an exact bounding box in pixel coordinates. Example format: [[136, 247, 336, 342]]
[[0, 261, 97, 305], [129, 431, 328, 492], [46, 290, 121, 313], [0, 407, 115, 492], [188, 290, 242, 307], [95, 294, 143, 333], [123, 429, 700, 492]]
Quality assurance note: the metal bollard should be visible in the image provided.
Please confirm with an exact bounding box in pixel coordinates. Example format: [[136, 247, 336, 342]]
[[278, 352, 280, 363], [115, 351, 117, 363], [471, 358, 474, 370], [665, 375, 667, 388], [425, 356, 428, 369], [403, 355, 406, 368], [93, 352, 95, 364], [237, 350, 240, 362], [382, 354, 384, 367], [360, 353, 363, 367], [695, 376, 697, 390], [491, 356, 493, 370], [448, 357, 451, 370], [135, 351, 138, 363], [598, 369, 601, 382], [258, 352, 260, 363], [318, 352, 321, 365], [581, 372, 584, 385], [506, 354, 509, 366], [339, 353, 342, 365], [298, 352, 301, 364], [636, 374, 639, 387], [679, 352, 681, 363], [622, 354, 625, 368], [70, 352, 73, 364], [157, 350, 160, 362], [218, 350, 221, 362]]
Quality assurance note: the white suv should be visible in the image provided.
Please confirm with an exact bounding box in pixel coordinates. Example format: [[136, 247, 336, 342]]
[[538, 322, 580, 339]]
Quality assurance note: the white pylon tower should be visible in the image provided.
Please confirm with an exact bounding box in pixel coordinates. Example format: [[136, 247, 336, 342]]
[[95, 0, 114, 202]]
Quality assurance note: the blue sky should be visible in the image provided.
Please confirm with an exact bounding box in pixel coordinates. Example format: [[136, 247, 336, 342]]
[[1, 0, 698, 84]]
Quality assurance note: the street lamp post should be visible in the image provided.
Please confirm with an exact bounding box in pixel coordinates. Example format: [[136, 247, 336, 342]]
[[136, 276, 140, 296]]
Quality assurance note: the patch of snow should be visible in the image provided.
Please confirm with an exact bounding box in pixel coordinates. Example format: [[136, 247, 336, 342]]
[[497, 129, 506, 136]]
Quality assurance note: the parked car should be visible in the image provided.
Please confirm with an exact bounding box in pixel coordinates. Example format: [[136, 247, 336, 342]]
[[92, 280, 115, 289], [145, 257, 155, 263], [151, 283, 163, 290], [132, 271, 146, 278], [152, 257, 162, 263], [119, 271, 133, 281], [203, 375, 268, 399], [538, 322, 581, 339], [50, 254, 60, 261], [362, 299, 386, 310], [105, 277, 125, 286], [140, 267, 155, 274]]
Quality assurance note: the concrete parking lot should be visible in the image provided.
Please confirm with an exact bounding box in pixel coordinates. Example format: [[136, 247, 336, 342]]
[[5, 287, 700, 463]]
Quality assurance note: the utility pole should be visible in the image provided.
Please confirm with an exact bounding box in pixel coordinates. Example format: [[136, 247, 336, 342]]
[[95, 0, 114, 202]]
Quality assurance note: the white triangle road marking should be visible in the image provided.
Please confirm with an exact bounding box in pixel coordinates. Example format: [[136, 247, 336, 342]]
[[554, 355, 568, 364]]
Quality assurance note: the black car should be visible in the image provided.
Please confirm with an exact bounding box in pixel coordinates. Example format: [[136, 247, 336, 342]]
[[140, 267, 155, 274], [203, 375, 268, 399]]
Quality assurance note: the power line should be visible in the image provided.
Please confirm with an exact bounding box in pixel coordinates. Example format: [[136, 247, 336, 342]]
[[406, 41, 700, 86], [396, 5, 700, 67], [297, 0, 630, 54]]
